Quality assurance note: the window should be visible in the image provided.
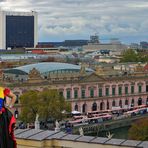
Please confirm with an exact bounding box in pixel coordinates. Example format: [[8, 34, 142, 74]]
[[74, 90, 78, 99], [119, 100, 122, 107], [92, 102, 97, 111], [99, 88, 102, 97], [131, 85, 134, 94], [107, 101, 110, 109], [125, 99, 128, 105], [75, 104, 78, 111], [131, 99, 134, 107], [138, 85, 142, 93], [105, 88, 109, 96], [81, 89, 85, 98], [146, 85, 148, 92], [118, 86, 122, 95], [66, 90, 71, 99], [90, 89, 94, 98], [112, 100, 116, 107], [112, 87, 115, 96], [125, 86, 128, 94]]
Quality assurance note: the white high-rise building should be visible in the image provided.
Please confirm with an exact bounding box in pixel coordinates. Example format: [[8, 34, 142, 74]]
[[0, 10, 38, 49]]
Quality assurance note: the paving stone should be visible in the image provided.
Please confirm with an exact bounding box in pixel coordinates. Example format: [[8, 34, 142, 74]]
[[16, 129, 43, 139], [15, 129, 30, 135], [76, 136, 95, 142], [61, 134, 81, 141], [138, 141, 148, 148], [106, 138, 125, 145], [46, 131, 67, 140], [121, 140, 141, 147], [28, 130, 56, 140], [91, 137, 108, 144]]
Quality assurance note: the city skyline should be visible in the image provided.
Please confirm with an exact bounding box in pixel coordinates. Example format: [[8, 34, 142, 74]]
[[0, 0, 148, 44]]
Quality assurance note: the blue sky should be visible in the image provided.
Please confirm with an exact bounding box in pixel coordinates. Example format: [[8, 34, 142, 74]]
[[1, 0, 148, 44]]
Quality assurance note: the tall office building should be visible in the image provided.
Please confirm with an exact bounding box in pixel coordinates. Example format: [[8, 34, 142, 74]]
[[0, 10, 38, 49]]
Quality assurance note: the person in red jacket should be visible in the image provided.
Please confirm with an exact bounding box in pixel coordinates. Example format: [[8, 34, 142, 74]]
[[0, 87, 17, 148]]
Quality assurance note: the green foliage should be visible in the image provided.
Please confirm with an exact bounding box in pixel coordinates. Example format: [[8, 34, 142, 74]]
[[128, 118, 148, 141], [121, 49, 138, 62], [121, 49, 148, 62], [19, 89, 71, 123]]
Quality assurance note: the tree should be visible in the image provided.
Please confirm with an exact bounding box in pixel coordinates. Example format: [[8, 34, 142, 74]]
[[19, 90, 40, 123], [128, 117, 148, 141], [121, 49, 148, 63], [19, 89, 71, 123], [121, 49, 138, 62]]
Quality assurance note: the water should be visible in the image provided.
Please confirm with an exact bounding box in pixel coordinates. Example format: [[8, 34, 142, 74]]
[[88, 126, 131, 139]]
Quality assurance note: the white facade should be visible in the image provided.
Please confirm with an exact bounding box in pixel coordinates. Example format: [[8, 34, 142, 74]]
[[0, 10, 38, 49]]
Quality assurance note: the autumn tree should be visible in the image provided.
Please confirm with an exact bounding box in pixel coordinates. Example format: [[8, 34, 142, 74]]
[[128, 117, 148, 141], [19, 89, 71, 123]]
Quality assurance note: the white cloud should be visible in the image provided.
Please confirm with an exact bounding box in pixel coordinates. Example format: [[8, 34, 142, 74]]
[[0, 0, 148, 43]]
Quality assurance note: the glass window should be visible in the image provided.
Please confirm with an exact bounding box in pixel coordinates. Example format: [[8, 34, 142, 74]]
[[75, 104, 78, 111], [125, 86, 128, 94], [125, 99, 128, 105], [92, 102, 97, 111], [105, 88, 109, 96], [131, 85, 134, 94], [138, 85, 142, 93], [66, 90, 71, 99], [146, 85, 148, 92], [90, 89, 94, 98], [74, 90, 78, 99], [112, 87, 115, 96], [112, 100, 116, 107], [99, 88, 102, 97], [6, 16, 34, 48], [81, 89, 85, 98], [118, 86, 122, 95]]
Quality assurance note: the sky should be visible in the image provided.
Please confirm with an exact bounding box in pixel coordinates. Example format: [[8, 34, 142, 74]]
[[0, 0, 148, 44]]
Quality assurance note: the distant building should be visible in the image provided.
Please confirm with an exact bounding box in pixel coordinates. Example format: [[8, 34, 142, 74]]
[[140, 41, 148, 50], [130, 43, 140, 50], [0, 10, 38, 49], [39, 40, 88, 49], [2, 62, 148, 115], [83, 35, 127, 52]]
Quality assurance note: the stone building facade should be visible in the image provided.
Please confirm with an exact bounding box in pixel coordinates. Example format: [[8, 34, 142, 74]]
[[9, 70, 148, 116]]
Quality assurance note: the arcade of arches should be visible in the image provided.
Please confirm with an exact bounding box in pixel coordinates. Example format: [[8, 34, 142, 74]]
[[73, 97, 148, 113]]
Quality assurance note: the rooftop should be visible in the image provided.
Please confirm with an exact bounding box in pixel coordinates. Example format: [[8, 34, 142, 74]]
[[5, 62, 93, 75], [15, 129, 148, 148]]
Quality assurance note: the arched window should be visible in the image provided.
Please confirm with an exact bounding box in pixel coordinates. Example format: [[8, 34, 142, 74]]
[[125, 99, 128, 105], [82, 104, 87, 113], [112, 100, 116, 107], [138, 98, 142, 106], [107, 101, 110, 109], [74, 104, 78, 111], [100, 102, 105, 110], [119, 100, 122, 108], [92, 102, 97, 111], [131, 99, 134, 107]]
